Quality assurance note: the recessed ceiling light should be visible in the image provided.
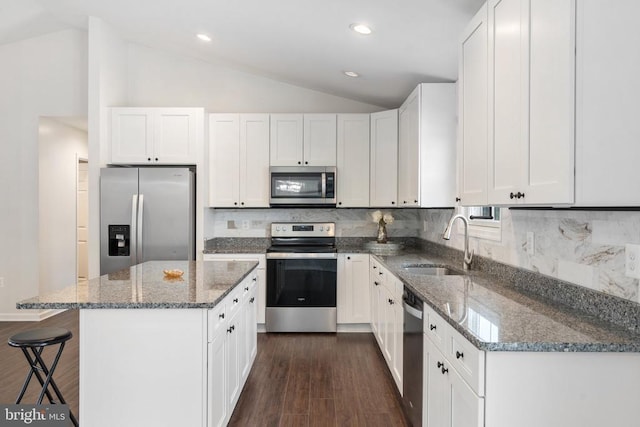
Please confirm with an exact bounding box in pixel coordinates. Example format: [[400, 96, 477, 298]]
[[197, 33, 212, 42], [350, 23, 372, 35], [344, 71, 360, 78]]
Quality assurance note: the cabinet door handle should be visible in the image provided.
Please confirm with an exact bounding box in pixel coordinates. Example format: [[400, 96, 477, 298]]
[[219, 313, 225, 319], [373, 265, 377, 269], [250, 297, 255, 303], [252, 277, 257, 282], [298, 161, 301, 165], [414, 200, 418, 203], [155, 158, 158, 162], [441, 366, 449, 375], [147, 157, 152, 162], [455, 197, 461, 202], [391, 201, 396, 205], [510, 192, 516, 199], [456, 350, 464, 359], [244, 286, 249, 291], [437, 361, 444, 368], [374, 281, 380, 286], [233, 298, 239, 303], [388, 298, 394, 305], [234, 202, 238, 206], [429, 324, 436, 331], [518, 192, 525, 199], [338, 201, 342, 205], [379, 271, 383, 276], [305, 161, 308, 165], [347, 256, 351, 260]]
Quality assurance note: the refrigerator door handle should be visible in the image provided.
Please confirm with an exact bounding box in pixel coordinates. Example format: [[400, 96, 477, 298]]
[[137, 194, 144, 264], [130, 194, 138, 266]]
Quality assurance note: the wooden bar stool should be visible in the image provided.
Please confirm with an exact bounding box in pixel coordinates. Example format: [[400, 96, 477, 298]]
[[8, 327, 79, 427]]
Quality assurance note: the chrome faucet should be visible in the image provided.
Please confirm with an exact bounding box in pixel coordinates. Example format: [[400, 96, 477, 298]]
[[442, 214, 473, 271]]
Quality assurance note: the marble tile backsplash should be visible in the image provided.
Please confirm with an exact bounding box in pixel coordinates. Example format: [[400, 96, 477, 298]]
[[204, 207, 640, 304], [203, 208, 422, 239], [420, 208, 640, 304]]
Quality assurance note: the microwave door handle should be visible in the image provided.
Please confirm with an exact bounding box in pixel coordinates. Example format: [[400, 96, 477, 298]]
[[321, 172, 326, 198]]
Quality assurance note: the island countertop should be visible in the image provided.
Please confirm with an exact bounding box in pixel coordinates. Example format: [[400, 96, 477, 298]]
[[17, 260, 258, 309]]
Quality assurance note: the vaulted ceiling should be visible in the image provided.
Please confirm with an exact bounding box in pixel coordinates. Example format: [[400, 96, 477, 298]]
[[0, 0, 484, 108]]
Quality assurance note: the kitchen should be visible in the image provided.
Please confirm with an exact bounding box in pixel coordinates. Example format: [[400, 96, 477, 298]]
[[2, 0, 640, 426]]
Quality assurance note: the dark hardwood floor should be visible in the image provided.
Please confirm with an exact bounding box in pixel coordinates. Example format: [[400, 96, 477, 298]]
[[0, 309, 79, 419], [229, 333, 409, 427], [1, 313, 408, 426]]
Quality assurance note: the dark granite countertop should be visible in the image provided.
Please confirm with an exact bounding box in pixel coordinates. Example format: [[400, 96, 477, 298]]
[[17, 260, 258, 309], [376, 252, 640, 352]]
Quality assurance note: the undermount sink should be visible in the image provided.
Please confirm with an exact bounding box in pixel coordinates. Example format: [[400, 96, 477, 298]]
[[401, 264, 463, 276]]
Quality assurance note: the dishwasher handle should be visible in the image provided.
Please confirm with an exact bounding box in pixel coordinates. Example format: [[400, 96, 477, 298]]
[[403, 299, 423, 320]]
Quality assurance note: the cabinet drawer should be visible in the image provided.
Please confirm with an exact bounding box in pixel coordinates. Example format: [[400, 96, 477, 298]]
[[423, 304, 448, 349], [227, 285, 244, 318], [208, 302, 227, 342], [447, 326, 485, 396]]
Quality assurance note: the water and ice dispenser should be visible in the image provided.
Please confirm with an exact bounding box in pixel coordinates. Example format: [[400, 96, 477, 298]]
[[108, 225, 130, 256]]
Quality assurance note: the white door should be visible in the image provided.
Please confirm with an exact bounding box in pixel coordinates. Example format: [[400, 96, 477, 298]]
[[303, 114, 337, 166], [488, 0, 526, 205], [240, 114, 270, 207], [398, 86, 420, 207], [370, 109, 399, 207], [336, 114, 370, 207], [154, 108, 198, 164], [111, 108, 153, 164], [209, 114, 240, 207], [270, 114, 303, 166], [458, 4, 489, 206]]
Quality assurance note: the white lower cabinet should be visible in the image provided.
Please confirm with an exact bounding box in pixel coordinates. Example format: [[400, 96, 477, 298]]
[[203, 254, 266, 324], [337, 253, 371, 324], [369, 258, 403, 393], [207, 271, 258, 427]]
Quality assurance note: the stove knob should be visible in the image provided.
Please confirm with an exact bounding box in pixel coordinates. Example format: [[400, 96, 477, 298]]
[[275, 226, 280, 232], [320, 226, 324, 232], [326, 225, 331, 233]]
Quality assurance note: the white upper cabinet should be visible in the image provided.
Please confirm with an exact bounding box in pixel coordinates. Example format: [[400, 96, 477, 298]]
[[399, 83, 457, 208], [303, 114, 337, 166], [111, 108, 201, 165], [269, 114, 336, 166], [336, 114, 370, 207], [209, 114, 270, 208], [575, 0, 640, 206], [398, 88, 421, 207], [370, 109, 399, 207], [487, 0, 575, 205], [458, 4, 489, 206]]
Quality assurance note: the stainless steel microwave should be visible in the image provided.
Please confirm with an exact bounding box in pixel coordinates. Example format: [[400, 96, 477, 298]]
[[269, 166, 336, 206]]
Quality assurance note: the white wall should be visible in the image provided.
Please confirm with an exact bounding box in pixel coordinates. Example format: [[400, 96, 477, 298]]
[[421, 209, 640, 305], [124, 43, 383, 113], [0, 29, 87, 319], [38, 117, 88, 294], [87, 17, 127, 279]]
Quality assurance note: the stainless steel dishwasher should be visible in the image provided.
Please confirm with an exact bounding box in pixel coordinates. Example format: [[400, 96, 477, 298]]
[[403, 286, 423, 427]]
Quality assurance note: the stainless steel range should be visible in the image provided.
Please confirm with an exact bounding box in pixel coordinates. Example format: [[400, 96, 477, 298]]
[[265, 222, 337, 332]]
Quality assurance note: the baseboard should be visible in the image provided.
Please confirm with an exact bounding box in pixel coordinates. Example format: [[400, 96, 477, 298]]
[[337, 323, 372, 333], [0, 309, 66, 322]]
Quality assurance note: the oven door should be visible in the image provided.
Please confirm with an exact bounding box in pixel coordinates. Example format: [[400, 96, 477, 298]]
[[266, 253, 337, 308]]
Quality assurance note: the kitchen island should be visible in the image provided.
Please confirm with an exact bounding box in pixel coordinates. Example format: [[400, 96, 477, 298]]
[[18, 260, 259, 427]]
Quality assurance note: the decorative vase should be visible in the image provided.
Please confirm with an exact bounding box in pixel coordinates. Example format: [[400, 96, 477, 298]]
[[376, 221, 388, 244]]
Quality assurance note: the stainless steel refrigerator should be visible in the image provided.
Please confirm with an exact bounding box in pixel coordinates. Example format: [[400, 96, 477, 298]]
[[100, 167, 195, 275]]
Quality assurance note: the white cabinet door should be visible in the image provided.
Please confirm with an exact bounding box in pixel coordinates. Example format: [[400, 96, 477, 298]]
[[246, 282, 258, 366], [226, 304, 243, 410], [487, 0, 526, 205], [336, 114, 370, 207], [390, 290, 403, 392], [398, 86, 420, 207], [450, 366, 485, 427], [425, 336, 449, 427], [526, 0, 575, 204], [370, 109, 399, 207], [337, 254, 371, 324], [239, 114, 270, 207], [270, 114, 303, 166], [458, 4, 489, 206], [154, 108, 199, 164], [303, 114, 337, 166], [488, 0, 575, 205], [370, 263, 381, 340], [208, 332, 227, 427], [111, 108, 153, 164], [209, 114, 241, 207], [576, 0, 640, 206]]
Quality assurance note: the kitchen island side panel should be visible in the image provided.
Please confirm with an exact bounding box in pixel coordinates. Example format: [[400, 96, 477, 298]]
[[79, 309, 207, 427]]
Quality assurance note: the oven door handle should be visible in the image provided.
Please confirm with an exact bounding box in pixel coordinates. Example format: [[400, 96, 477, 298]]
[[266, 252, 338, 260]]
